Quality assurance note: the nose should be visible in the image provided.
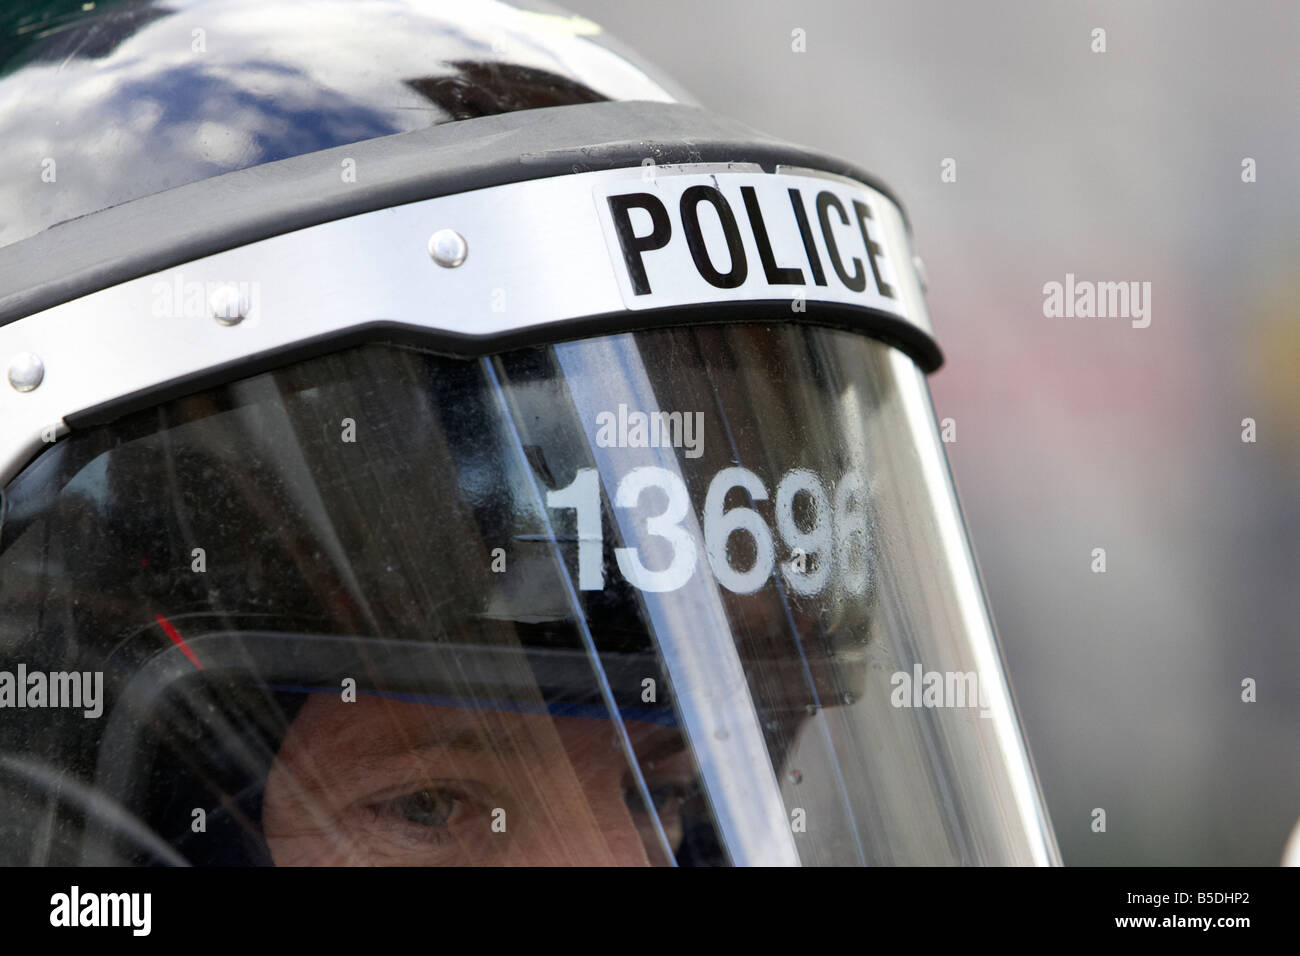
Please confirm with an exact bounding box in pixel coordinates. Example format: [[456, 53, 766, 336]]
[[585, 787, 653, 867]]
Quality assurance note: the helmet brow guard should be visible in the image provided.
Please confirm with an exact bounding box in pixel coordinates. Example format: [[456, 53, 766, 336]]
[[0, 100, 938, 485]]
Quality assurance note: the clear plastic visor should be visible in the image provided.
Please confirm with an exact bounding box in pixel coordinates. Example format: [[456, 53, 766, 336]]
[[0, 323, 1051, 865]]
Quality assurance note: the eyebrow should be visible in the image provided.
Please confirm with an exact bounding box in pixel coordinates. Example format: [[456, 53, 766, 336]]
[[365, 720, 526, 762], [435, 726, 521, 756], [422, 720, 686, 762], [350, 709, 684, 770], [421, 718, 690, 761]]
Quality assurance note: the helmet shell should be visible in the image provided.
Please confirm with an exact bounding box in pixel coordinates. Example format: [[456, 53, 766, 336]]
[[0, 0, 691, 248]]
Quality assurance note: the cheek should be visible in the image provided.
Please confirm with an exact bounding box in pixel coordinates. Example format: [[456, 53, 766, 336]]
[[264, 832, 339, 867]]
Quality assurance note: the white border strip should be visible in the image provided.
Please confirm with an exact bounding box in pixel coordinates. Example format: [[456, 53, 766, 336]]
[[0, 164, 931, 485]]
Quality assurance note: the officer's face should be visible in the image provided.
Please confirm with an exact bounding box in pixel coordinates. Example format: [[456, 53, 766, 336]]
[[262, 694, 695, 865]]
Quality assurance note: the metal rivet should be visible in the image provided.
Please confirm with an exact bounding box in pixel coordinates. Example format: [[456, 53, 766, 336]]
[[211, 284, 249, 326], [912, 254, 929, 292], [428, 228, 468, 268], [7, 352, 44, 392]]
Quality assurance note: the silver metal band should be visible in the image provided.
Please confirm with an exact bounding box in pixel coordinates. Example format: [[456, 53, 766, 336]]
[[0, 163, 935, 486]]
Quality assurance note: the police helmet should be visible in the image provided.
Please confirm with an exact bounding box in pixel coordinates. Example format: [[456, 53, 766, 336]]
[[0, 0, 1059, 866]]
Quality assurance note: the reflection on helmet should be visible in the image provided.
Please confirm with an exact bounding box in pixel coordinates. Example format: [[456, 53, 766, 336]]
[[0, 0, 684, 248]]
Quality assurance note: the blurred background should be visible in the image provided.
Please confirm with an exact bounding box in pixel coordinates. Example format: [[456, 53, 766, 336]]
[[565, 0, 1300, 865]]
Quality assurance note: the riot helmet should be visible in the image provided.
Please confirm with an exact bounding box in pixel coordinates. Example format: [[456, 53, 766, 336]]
[[0, 0, 1059, 866]]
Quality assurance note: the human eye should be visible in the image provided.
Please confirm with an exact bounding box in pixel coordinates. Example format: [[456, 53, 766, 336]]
[[347, 779, 502, 859], [382, 785, 469, 828], [625, 778, 699, 821]]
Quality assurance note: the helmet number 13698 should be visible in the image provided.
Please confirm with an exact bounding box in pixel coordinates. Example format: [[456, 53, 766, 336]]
[[545, 466, 871, 597]]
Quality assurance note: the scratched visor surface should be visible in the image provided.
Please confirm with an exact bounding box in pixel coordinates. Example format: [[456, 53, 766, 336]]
[[0, 326, 1043, 865]]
